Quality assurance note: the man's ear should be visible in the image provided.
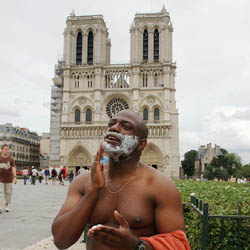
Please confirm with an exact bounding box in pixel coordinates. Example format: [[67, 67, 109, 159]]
[[137, 139, 147, 151]]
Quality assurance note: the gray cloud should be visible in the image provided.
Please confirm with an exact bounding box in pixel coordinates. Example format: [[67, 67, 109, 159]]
[[0, 106, 21, 118]]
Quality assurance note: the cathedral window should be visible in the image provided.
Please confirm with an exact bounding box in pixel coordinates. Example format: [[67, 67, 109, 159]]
[[143, 108, 148, 122], [143, 29, 148, 62], [87, 31, 94, 64], [154, 107, 160, 122], [88, 81, 92, 88], [87, 75, 92, 88], [154, 73, 158, 86], [75, 109, 80, 123], [86, 109, 92, 124], [106, 98, 129, 119], [76, 32, 82, 65], [143, 73, 148, 87], [154, 29, 159, 62], [75, 81, 79, 88]]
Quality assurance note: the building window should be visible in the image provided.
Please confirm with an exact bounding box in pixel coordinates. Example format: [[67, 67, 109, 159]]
[[143, 29, 148, 62], [154, 107, 160, 121], [154, 29, 159, 62], [75, 109, 80, 123], [76, 32, 82, 65], [87, 31, 94, 64], [86, 109, 92, 124], [106, 98, 129, 119], [143, 73, 148, 87], [143, 108, 148, 122], [154, 73, 158, 86]]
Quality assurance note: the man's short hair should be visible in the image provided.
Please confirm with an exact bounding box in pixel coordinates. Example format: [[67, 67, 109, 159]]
[[1, 144, 9, 149]]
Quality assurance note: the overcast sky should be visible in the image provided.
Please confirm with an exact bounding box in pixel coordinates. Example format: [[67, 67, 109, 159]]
[[0, 0, 249, 163]]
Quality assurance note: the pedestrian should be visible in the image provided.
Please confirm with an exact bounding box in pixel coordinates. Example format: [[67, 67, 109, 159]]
[[51, 167, 57, 185], [38, 169, 43, 184], [68, 171, 74, 183], [44, 167, 50, 185], [0, 144, 17, 213], [58, 168, 63, 185], [52, 110, 190, 250], [31, 166, 38, 185], [60, 166, 67, 186], [22, 167, 29, 185]]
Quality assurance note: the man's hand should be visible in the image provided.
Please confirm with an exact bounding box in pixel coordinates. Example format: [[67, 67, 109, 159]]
[[13, 177, 17, 184], [88, 210, 139, 249], [91, 144, 105, 191]]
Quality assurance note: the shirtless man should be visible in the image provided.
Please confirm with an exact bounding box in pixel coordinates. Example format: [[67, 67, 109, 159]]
[[52, 110, 190, 250]]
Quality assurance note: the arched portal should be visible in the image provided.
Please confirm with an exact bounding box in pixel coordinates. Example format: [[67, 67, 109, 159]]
[[141, 143, 164, 172], [67, 145, 92, 173]]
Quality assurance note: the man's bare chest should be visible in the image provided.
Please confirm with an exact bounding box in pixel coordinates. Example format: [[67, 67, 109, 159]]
[[88, 186, 155, 230]]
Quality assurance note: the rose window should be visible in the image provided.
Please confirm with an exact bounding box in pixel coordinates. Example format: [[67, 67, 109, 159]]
[[106, 98, 129, 118]]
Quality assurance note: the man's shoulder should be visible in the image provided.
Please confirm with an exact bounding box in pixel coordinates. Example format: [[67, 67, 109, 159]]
[[71, 171, 91, 192], [141, 164, 177, 192], [0, 155, 14, 162]]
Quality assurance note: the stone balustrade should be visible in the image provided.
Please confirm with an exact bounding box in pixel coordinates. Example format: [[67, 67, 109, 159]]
[[60, 124, 171, 139]]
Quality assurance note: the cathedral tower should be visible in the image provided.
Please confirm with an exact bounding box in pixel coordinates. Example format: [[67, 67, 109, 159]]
[[50, 7, 180, 177]]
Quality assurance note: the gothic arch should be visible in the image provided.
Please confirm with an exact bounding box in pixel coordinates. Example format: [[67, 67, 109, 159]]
[[141, 25, 149, 33], [70, 96, 94, 110], [83, 106, 94, 124], [141, 143, 164, 172], [153, 25, 162, 33], [138, 94, 164, 111], [85, 26, 97, 36], [139, 24, 154, 33], [73, 27, 84, 36], [152, 105, 161, 121], [72, 105, 81, 112], [66, 144, 92, 167]]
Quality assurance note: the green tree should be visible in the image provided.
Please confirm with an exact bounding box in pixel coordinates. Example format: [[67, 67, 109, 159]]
[[235, 164, 250, 178], [203, 151, 242, 180], [181, 150, 197, 176]]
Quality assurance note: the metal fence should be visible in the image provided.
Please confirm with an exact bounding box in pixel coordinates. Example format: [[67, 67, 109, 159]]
[[183, 195, 250, 250]]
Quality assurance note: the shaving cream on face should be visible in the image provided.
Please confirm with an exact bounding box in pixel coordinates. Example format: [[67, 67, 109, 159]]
[[103, 132, 139, 162]]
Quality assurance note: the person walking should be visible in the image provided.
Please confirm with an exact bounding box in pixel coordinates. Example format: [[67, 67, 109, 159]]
[[59, 167, 66, 186], [22, 167, 29, 185], [58, 168, 63, 185], [68, 171, 74, 183], [44, 167, 50, 184], [0, 144, 17, 213], [38, 169, 43, 184], [31, 166, 38, 185], [51, 167, 57, 185]]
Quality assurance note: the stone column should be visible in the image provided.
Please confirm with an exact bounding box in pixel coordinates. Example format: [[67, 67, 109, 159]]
[[148, 31, 153, 63], [82, 34, 87, 64]]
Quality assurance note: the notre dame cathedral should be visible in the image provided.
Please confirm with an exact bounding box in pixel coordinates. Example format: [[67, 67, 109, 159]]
[[49, 6, 180, 177]]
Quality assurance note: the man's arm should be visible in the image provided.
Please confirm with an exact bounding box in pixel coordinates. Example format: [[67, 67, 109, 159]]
[[52, 176, 99, 249], [139, 175, 190, 250], [52, 146, 105, 249], [11, 158, 17, 184], [154, 176, 185, 233]]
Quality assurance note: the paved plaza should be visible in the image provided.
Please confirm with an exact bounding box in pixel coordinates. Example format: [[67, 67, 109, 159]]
[[0, 179, 86, 250]]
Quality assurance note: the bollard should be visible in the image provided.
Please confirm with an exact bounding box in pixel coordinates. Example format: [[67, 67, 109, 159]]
[[201, 203, 208, 250]]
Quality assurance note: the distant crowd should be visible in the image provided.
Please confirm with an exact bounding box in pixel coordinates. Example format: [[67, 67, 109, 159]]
[[21, 166, 89, 185]]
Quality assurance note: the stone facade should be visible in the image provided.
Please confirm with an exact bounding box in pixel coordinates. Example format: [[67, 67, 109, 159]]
[[0, 123, 40, 172], [40, 133, 50, 169], [49, 6, 180, 177], [194, 143, 222, 178]]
